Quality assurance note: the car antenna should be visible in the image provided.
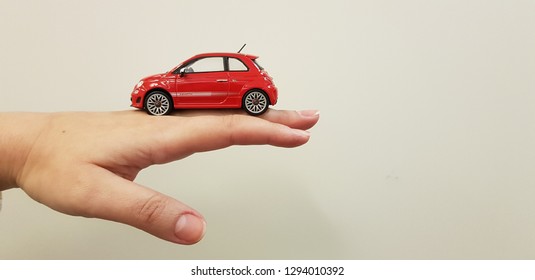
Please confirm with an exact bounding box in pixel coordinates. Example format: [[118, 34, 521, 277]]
[[237, 43, 246, 53]]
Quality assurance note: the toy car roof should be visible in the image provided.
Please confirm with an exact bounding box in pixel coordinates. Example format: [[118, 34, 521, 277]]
[[189, 52, 259, 60]]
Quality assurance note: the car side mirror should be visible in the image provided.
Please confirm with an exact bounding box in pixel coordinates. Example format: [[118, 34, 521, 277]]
[[179, 67, 193, 77]]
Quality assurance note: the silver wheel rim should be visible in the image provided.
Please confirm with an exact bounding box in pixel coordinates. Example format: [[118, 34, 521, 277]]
[[146, 93, 170, 116], [244, 91, 267, 114]]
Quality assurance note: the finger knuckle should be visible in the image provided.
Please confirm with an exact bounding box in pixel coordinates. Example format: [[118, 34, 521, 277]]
[[135, 195, 169, 225], [221, 114, 247, 144], [222, 114, 241, 130]]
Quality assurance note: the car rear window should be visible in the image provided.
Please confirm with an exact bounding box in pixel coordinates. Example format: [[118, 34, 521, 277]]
[[252, 59, 264, 70]]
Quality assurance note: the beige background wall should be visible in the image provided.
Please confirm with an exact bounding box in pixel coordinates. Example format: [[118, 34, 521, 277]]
[[0, 0, 534, 259]]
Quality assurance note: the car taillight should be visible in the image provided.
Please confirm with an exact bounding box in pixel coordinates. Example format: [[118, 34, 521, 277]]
[[261, 71, 273, 81]]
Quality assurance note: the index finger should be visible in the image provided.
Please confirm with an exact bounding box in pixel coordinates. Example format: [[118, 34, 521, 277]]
[[174, 108, 320, 130], [146, 110, 319, 165]]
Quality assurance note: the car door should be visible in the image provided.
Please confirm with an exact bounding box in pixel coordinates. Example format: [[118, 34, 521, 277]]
[[174, 56, 229, 105], [227, 57, 253, 100]]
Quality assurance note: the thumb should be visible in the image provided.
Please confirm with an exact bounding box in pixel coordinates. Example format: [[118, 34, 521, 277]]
[[81, 166, 206, 245]]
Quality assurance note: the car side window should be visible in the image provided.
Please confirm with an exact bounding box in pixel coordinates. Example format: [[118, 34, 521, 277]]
[[228, 58, 248, 71], [187, 57, 224, 73]]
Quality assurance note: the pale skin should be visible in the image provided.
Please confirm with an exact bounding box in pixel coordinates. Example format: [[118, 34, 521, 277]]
[[0, 109, 319, 245]]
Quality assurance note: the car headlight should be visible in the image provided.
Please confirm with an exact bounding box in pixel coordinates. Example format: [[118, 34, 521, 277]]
[[136, 81, 144, 89]]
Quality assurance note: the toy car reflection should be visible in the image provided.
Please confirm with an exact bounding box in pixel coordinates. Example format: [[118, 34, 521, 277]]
[[130, 52, 278, 116]]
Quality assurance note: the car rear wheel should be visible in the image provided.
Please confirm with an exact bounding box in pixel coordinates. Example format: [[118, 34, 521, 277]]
[[145, 91, 172, 116], [243, 90, 269, 115]]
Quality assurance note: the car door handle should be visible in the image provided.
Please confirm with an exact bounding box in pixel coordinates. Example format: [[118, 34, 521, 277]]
[[216, 79, 228, 82]]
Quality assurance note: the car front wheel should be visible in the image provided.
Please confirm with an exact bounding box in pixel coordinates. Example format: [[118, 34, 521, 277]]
[[145, 91, 172, 116], [243, 90, 269, 115]]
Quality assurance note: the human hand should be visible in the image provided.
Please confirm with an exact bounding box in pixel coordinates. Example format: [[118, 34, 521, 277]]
[[0, 109, 319, 244]]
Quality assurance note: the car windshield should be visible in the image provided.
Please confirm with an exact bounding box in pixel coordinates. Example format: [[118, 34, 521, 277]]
[[252, 59, 264, 70]]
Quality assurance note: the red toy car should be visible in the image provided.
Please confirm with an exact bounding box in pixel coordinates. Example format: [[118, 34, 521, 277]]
[[130, 52, 278, 116]]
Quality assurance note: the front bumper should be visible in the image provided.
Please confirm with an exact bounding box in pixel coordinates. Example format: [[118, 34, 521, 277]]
[[130, 91, 143, 109]]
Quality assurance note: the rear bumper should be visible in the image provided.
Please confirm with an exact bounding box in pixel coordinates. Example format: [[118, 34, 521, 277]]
[[266, 85, 278, 105]]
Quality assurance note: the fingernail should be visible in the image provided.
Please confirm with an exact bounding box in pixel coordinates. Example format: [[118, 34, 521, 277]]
[[175, 213, 206, 244], [293, 129, 311, 138], [298, 110, 320, 117]]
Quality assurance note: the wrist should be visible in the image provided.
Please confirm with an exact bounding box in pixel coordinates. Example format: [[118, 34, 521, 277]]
[[0, 113, 48, 191]]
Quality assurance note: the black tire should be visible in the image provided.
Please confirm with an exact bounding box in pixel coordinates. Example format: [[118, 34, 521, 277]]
[[242, 90, 269, 115], [144, 91, 173, 116]]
